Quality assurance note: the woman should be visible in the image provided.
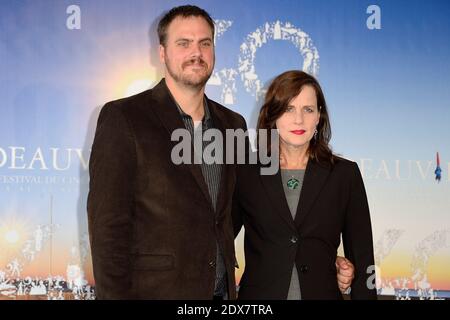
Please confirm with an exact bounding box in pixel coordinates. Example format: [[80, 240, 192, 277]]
[[233, 70, 377, 300]]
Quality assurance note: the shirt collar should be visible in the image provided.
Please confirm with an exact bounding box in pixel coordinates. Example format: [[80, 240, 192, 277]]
[[174, 97, 211, 124]]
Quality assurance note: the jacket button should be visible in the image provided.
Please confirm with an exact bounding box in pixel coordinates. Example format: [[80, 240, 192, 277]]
[[209, 261, 216, 268], [299, 265, 309, 273], [290, 236, 298, 244]]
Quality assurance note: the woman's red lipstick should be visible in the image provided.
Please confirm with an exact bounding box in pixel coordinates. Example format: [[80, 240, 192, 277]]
[[290, 130, 306, 135]]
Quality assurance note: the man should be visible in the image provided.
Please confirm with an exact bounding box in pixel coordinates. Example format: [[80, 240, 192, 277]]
[[87, 5, 354, 300]]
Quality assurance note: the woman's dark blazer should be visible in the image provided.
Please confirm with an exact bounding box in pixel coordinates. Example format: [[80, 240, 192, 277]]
[[232, 157, 377, 300]]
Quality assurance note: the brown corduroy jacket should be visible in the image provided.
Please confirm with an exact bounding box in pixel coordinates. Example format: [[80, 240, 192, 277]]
[[87, 79, 246, 299]]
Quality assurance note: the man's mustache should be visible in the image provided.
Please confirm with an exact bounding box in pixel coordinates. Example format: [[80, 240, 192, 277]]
[[182, 58, 207, 69]]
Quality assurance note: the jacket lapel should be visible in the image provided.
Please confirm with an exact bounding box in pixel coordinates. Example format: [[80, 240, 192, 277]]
[[259, 166, 297, 233], [150, 79, 213, 211], [294, 159, 331, 227]]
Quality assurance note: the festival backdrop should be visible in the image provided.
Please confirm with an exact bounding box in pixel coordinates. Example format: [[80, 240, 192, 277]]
[[1, 0, 449, 300]]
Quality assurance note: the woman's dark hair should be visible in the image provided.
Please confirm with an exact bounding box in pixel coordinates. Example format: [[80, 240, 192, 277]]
[[257, 70, 336, 165]]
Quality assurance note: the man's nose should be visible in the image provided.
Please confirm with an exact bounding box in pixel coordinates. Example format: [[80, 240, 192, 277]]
[[190, 43, 202, 58]]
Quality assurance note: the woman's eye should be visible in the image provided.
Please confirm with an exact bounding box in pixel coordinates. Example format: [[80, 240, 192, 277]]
[[286, 106, 294, 112]]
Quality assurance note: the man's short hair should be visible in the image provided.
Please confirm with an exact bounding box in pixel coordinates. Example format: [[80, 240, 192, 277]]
[[158, 5, 215, 47]]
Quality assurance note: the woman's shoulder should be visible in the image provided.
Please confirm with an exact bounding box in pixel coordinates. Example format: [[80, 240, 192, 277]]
[[327, 157, 367, 189], [235, 152, 279, 183], [333, 156, 356, 166], [329, 156, 360, 175], [236, 158, 265, 176]]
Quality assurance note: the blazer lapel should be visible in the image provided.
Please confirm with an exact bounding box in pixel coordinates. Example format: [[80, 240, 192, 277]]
[[260, 166, 297, 233], [150, 79, 213, 210], [294, 159, 331, 227]]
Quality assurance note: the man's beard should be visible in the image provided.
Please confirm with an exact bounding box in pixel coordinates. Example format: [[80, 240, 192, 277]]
[[166, 57, 213, 89]]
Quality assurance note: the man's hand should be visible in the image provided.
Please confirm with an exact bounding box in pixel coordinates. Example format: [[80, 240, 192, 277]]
[[336, 256, 354, 294]]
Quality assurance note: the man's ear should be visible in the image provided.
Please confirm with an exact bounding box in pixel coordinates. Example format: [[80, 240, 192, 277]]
[[159, 45, 165, 64]]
